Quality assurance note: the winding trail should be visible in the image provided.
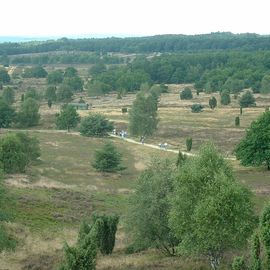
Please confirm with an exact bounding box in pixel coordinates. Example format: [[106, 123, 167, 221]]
[[3, 128, 236, 160]]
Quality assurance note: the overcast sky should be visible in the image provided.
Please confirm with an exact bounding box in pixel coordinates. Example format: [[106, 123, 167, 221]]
[[2, 0, 269, 37]]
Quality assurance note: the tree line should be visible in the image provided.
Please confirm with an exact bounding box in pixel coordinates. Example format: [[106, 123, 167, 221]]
[[2, 32, 270, 55]]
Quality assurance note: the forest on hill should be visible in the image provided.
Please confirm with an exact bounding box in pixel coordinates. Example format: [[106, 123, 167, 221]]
[[1, 32, 270, 55]]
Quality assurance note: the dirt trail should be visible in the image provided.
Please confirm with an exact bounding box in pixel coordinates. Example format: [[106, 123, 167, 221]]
[[3, 128, 236, 160]]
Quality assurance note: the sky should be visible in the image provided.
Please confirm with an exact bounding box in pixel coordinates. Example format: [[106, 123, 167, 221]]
[[1, 0, 270, 38]]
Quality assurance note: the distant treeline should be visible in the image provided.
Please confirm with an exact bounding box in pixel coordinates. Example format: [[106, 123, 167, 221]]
[[1, 32, 270, 55], [0, 52, 124, 65], [89, 51, 270, 94]]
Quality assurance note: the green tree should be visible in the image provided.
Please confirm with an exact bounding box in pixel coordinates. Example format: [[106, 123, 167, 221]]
[[60, 221, 98, 270], [260, 203, 270, 270], [2, 87, 15, 105], [260, 74, 270, 94], [63, 76, 84, 92], [47, 70, 64, 84], [129, 91, 158, 136], [56, 105, 81, 131], [251, 232, 261, 270], [186, 137, 192, 151], [235, 116, 240, 126], [92, 213, 119, 255], [86, 80, 112, 96], [0, 134, 27, 173], [176, 151, 187, 168], [169, 143, 255, 270], [191, 103, 203, 113], [239, 91, 256, 108], [79, 114, 113, 137], [127, 158, 179, 256], [220, 90, 231, 105], [25, 87, 39, 100], [45, 86, 57, 101], [22, 66, 47, 78], [235, 111, 270, 169], [64, 67, 78, 78], [16, 98, 40, 127], [0, 68, 10, 83], [15, 132, 41, 165], [209, 96, 217, 109], [0, 100, 15, 128], [56, 84, 73, 102], [92, 142, 124, 172], [89, 63, 106, 76], [180, 87, 193, 100]]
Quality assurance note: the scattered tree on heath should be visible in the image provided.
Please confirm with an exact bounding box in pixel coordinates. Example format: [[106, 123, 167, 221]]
[[235, 111, 270, 170], [127, 158, 179, 256], [79, 114, 113, 137], [0, 99, 15, 128], [56, 104, 81, 132], [169, 143, 255, 270], [16, 97, 40, 127], [239, 91, 256, 108], [2, 87, 15, 105], [92, 142, 125, 173], [129, 91, 158, 136]]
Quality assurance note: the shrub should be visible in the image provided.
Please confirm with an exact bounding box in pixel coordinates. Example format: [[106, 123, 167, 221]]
[[92, 213, 119, 255], [220, 90, 231, 105], [180, 87, 193, 100], [122, 107, 128, 113], [186, 137, 192, 151], [79, 114, 113, 137], [191, 103, 203, 113], [235, 116, 240, 127], [239, 91, 256, 108], [231, 256, 247, 270], [92, 142, 125, 172], [209, 96, 217, 109]]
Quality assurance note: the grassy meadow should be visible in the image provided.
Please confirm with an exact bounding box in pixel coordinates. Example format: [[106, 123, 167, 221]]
[[1, 71, 270, 269]]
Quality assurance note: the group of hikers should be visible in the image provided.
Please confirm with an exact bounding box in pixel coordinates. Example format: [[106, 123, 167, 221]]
[[112, 128, 168, 149]]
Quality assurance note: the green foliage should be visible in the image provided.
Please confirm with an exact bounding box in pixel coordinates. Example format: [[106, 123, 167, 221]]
[[0, 225, 16, 252], [63, 76, 84, 92], [0, 132, 40, 173], [64, 67, 78, 78], [231, 256, 247, 270], [0, 68, 10, 83], [235, 116, 240, 127], [16, 97, 40, 127], [176, 151, 188, 168], [223, 78, 245, 94], [209, 96, 217, 109], [251, 232, 261, 270], [235, 111, 270, 169], [89, 63, 107, 76], [87, 80, 112, 96], [129, 91, 158, 136], [127, 158, 179, 256], [47, 70, 64, 84], [239, 91, 256, 108], [0, 133, 27, 173], [45, 86, 57, 101], [260, 203, 270, 270], [15, 132, 41, 165], [220, 90, 231, 105], [121, 107, 127, 113], [22, 66, 47, 78], [191, 103, 203, 113], [186, 137, 192, 152], [92, 213, 119, 255], [0, 100, 15, 128], [92, 142, 124, 173], [260, 74, 270, 94], [169, 143, 256, 269], [79, 114, 113, 137], [180, 87, 193, 100], [2, 87, 15, 105], [60, 221, 98, 270], [25, 87, 40, 100], [56, 105, 81, 131], [56, 84, 73, 102], [240, 107, 243, 115]]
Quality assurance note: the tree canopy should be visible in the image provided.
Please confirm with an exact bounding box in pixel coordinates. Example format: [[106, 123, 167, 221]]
[[169, 143, 255, 269], [235, 111, 270, 169]]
